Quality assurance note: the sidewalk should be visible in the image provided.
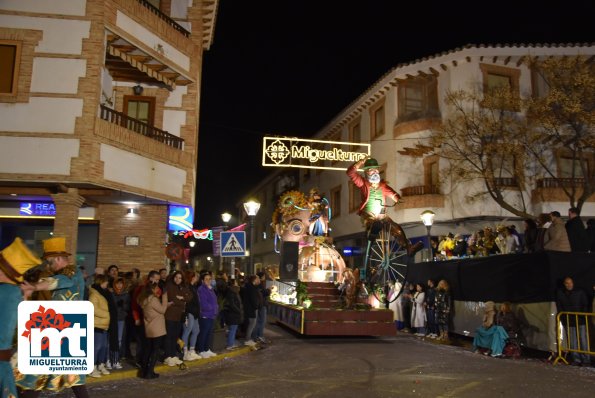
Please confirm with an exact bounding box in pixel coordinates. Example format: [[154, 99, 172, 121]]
[[86, 346, 256, 383]]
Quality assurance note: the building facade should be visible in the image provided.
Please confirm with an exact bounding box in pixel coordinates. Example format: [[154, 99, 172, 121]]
[[246, 43, 595, 273], [0, 0, 218, 273]]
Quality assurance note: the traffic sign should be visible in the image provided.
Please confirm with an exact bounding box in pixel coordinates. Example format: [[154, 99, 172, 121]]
[[220, 231, 246, 257]]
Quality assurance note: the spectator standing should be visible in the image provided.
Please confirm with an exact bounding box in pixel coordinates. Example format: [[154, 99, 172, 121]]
[[523, 219, 538, 253], [535, 213, 552, 252], [252, 271, 271, 343], [181, 271, 201, 361], [131, 270, 160, 368], [411, 283, 426, 336], [425, 280, 438, 338], [452, 234, 468, 257], [435, 279, 451, 341], [388, 281, 405, 331], [556, 277, 590, 366], [163, 271, 191, 366], [223, 280, 243, 350], [242, 275, 261, 346], [89, 275, 111, 377], [566, 207, 589, 252], [544, 211, 571, 252], [197, 273, 219, 357], [107, 264, 119, 286], [140, 283, 170, 379], [111, 277, 130, 369]]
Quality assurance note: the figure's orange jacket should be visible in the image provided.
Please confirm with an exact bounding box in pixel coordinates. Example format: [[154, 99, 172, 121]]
[[346, 163, 400, 214]]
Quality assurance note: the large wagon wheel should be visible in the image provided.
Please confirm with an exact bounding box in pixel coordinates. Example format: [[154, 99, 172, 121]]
[[364, 220, 408, 304]]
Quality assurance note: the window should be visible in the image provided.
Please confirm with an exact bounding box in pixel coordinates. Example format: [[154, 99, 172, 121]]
[[124, 96, 155, 125], [559, 156, 585, 178], [480, 63, 520, 98], [531, 67, 550, 99], [397, 76, 439, 123], [349, 119, 361, 143], [330, 186, 342, 218], [0, 41, 21, 96], [370, 99, 385, 139]]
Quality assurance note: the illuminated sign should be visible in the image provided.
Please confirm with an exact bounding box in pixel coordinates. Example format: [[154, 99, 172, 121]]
[[262, 136, 370, 171], [168, 205, 194, 231], [342, 247, 363, 256], [20, 202, 56, 216]]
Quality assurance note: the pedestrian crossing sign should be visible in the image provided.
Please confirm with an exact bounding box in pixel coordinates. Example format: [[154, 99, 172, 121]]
[[220, 231, 246, 257]]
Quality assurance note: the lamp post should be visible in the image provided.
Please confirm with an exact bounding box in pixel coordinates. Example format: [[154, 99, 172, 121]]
[[420, 210, 436, 261], [219, 212, 231, 272], [243, 200, 261, 275]]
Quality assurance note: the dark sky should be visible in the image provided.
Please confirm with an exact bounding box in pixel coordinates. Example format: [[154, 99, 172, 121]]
[[194, 0, 594, 229]]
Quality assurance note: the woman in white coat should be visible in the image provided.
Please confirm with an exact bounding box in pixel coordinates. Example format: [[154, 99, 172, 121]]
[[411, 283, 426, 336]]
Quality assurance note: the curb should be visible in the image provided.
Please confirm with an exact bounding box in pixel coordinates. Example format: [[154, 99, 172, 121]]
[[86, 346, 256, 383]]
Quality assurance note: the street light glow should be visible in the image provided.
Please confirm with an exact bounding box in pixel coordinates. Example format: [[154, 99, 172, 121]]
[[420, 210, 436, 227], [243, 200, 261, 216], [221, 212, 232, 223]]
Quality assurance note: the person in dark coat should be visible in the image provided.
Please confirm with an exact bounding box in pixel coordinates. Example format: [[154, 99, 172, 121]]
[[586, 219, 595, 252], [523, 218, 538, 253], [565, 207, 588, 252], [241, 275, 261, 346], [555, 277, 590, 365], [223, 281, 243, 350]]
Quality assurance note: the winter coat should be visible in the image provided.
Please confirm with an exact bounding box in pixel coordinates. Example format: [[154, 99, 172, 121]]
[[435, 289, 451, 325], [544, 218, 571, 252], [411, 291, 426, 328], [142, 294, 168, 338], [241, 282, 261, 319], [565, 217, 588, 252], [222, 286, 243, 326], [89, 287, 110, 330], [112, 289, 130, 321], [556, 287, 588, 326], [164, 280, 192, 322], [198, 284, 219, 319], [184, 283, 200, 318]]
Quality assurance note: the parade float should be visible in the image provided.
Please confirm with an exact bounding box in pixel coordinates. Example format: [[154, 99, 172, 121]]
[[267, 189, 395, 336]]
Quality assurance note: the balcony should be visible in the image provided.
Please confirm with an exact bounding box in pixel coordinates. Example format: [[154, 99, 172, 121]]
[[401, 185, 440, 196], [399, 185, 444, 209], [100, 105, 184, 150], [536, 178, 585, 188], [137, 0, 190, 37], [532, 178, 594, 204]]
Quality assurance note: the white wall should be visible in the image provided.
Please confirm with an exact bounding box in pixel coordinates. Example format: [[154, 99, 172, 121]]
[[100, 144, 186, 198], [0, 0, 86, 16], [31, 58, 86, 94], [163, 110, 186, 137], [0, 98, 83, 133], [0, 137, 79, 174], [164, 85, 188, 107]]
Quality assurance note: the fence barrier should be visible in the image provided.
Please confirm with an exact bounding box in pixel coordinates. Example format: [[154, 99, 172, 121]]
[[553, 311, 594, 365]]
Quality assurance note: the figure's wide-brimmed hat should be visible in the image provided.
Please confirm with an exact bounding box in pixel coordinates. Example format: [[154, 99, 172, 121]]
[[362, 158, 380, 170], [0, 237, 42, 284], [42, 237, 71, 259]]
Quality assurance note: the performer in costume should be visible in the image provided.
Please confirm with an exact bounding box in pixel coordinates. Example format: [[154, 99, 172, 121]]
[[0, 238, 41, 398], [307, 188, 330, 237], [347, 157, 423, 256], [15, 237, 89, 398]]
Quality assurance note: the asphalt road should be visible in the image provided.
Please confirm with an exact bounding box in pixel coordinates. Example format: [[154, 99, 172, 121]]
[[49, 323, 594, 398]]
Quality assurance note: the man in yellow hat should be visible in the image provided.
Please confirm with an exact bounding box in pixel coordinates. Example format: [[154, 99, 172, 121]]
[[347, 156, 423, 256], [0, 237, 42, 398], [15, 237, 89, 397]]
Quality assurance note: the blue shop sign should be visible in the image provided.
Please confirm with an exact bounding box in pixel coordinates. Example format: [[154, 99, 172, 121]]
[[20, 202, 56, 216]]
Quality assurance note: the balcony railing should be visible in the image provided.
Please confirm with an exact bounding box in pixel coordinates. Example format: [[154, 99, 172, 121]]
[[537, 178, 585, 188], [138, 0, 190, 37], [401, 185, 440, 196], [492, 177, 519, 187], [100, 105, 184, 150]]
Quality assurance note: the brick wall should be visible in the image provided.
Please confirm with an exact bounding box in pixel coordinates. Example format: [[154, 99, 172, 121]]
[[97, 203, 168, 274]]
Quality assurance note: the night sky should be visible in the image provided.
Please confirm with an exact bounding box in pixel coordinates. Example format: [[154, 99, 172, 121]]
[[194, 0, 594, 229]]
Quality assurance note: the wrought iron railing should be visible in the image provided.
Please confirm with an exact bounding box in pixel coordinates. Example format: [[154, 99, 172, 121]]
[[100, 105, 184, 150], [138, 0, 190, 37], [401, 185, 440, 196], [537, 178, 585, 188], [492, 177, 519, 187]]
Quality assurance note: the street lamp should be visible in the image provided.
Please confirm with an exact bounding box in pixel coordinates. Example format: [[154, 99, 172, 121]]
[[243, 200, 261, 275], [420, 210, 436, 261], [219, 212, 232, 272]]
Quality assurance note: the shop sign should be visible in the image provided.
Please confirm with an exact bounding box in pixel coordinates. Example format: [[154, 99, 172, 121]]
[[262, 136, 370, 171], [20, 202, 56, 216], [168, 205, 194, 232]]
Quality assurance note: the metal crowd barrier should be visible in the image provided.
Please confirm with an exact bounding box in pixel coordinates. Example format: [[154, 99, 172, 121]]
[[553, 311, 594, 365]]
